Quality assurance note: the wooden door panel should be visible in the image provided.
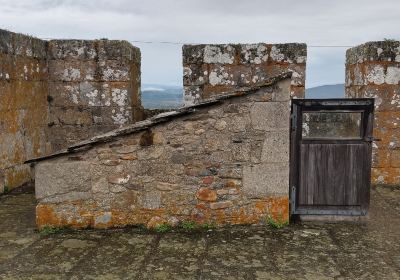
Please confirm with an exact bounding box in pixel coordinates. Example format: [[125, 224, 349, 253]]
[[298, 143, 368, 207], [290, 99, 374, 216]]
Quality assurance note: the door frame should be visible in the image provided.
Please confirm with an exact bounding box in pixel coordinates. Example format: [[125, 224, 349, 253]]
[[289, 98, 374, 216]]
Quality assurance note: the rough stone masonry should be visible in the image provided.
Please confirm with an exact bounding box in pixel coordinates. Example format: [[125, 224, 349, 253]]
[[0, 29, 143, 193], [182, 43, 306, 105], [31, 73, 292, 229], [346, 41, 400, 186]]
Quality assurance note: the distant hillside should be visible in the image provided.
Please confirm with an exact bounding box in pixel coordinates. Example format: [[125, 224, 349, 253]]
[[306, 84, 345, 99], [141, 83, 346, 109], [141, 84, 183, 109]]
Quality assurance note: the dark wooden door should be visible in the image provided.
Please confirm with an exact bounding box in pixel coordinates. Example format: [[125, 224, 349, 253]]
[[290, 99, 374, 216]]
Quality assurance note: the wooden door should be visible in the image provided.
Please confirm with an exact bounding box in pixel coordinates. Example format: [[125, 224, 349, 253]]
[[290, 99, 374, 216]]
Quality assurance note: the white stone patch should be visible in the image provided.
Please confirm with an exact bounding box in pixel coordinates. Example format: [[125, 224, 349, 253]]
[[77, 47, 85, 56], [114, 175, 130, 184], [290, 70, 302, 86], [63, 68, 81, 81], [395, 46, 400, 62], [112, 113, 129, 125], [183, 66, 192, 77], [376, 175, 385, 184], [209, 70, 230, 86], [385, 67, 400, 84], [270, 46, 285, 62], [25, 48, 33, 57], [5, 73, 9, 80], [296, 56, 306, 63], [389, 142, 396, 149], [354, 65, 364, 85], [366, 65, 385, 85], [204, 45, 234, 64], [390, 93, 400, 107], [65, 85, 79, 104], [111, 89, 128, 107], [103, 68, 129, 81], [377, 48, 383, 56], [86, 89, 99, 106], [241, 44, 268, 64]]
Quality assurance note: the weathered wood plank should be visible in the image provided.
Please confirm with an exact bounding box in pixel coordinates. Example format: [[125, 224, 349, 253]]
[[299, 143, 369, 207]]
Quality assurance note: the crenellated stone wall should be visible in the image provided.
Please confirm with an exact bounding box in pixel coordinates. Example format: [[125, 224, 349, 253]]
[[33, 75, 292, 229], [0, 29, 143, 193], [182, 43, 306, 105], [47, 39, 143, 151], [0, 30, 50, 192], [345, 41, 400, 186]]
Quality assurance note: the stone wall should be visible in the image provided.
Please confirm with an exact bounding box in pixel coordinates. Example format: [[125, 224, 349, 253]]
[[0, 29, 143, 193], [0, 30, 50, 192], [47, 39, 143, 151], [182, 43, 306, 105], [345, 41, 400, 186], [33, 75, 292, 229]]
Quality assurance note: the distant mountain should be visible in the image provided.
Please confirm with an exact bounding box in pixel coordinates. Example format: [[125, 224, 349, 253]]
[[306, 84, 345, 99], [141, 84, 183, 109], [141, 83, 346, 109]]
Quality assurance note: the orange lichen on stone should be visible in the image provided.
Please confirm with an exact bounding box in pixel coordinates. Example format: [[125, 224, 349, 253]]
[[196, 187, 217, 202], [3, 165, 32, 190], [36, 202, 95, 229]]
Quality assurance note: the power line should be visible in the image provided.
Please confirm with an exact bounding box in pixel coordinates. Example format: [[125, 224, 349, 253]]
[[39, 37, 354, 48]]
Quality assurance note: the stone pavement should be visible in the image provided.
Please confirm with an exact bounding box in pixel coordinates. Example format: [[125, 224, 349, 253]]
[[0, 186, 399, 280]]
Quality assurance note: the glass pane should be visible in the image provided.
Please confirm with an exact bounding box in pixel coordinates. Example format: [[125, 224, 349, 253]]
[[302, 112, 362, 139]]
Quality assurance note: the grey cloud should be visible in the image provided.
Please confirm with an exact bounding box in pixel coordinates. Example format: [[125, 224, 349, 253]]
[[0, 0, 399, 86]]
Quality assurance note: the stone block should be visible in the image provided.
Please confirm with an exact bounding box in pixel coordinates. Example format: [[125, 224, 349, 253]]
[[250, 101, 290, 131], [366, 64, 385, 85], [35, 161, 92, 202], [97, 40, 140, 62], [270, 43, 307, 64], [196, 187, 217, 201], [79, 81, 112, 107], [210, 201, 233, 210], [239, 43, 269, 64], [139, 191, 162, 209], [243, 163, 289, 197], [0, 29, 13, 54], [48, 40, 97, 60], [183, 85, 203, 106], [182, 44, 205, 64], [261, 130, 289, 163], [385, 66, 400, 84], [100, 60, 130, 81], [57, 107, 93, 126], [208, 64, 253, 87], [3, 164, 33, 190], [183, 64, 208, 86], [203, 44, 236, 64], [273, 79, 291, 101]]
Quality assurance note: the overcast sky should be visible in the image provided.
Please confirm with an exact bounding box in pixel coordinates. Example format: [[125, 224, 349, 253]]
[[0, 0, 399, 87]]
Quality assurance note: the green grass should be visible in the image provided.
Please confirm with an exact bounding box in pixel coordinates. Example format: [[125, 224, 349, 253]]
[[154, 224, 171, 233], [180, 221, 197, 231], [3, 185, 9, 194], [39, 226, 71, 235], [201, 222, 215, 230], [266, 216, 289, 229]]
